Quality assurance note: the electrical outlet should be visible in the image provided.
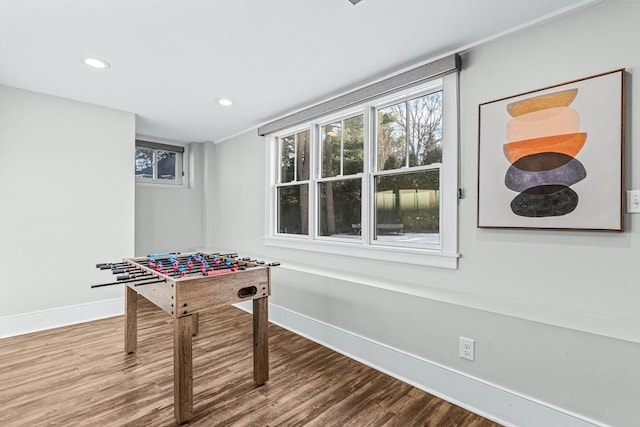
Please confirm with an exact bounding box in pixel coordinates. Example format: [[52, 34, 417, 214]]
[[628, 190, 640, 213], [459, 337, 475, 361]]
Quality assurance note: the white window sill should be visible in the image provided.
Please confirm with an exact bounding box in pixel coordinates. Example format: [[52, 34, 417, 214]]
[[135, 181, 187, 189], [263, 236, 459, 269]]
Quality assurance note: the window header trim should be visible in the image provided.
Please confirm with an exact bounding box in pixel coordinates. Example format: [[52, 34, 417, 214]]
[[258, 54, 460, 136], [136, 139, 185, 153]]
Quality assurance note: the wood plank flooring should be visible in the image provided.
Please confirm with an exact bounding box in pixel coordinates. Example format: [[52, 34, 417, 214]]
[[0, 298, 501, 426]]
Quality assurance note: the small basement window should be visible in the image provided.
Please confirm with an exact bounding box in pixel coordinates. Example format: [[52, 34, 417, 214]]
[[135, 140, 184, 185]]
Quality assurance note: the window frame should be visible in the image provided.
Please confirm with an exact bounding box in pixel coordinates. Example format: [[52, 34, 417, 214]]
[[370, 80, 445, 250], [315, 108, 366, 243], [319, 112, 365, 178], [135, 141, 186, 187], [264, 73, 459, 269], [273, 125, 312, 236]]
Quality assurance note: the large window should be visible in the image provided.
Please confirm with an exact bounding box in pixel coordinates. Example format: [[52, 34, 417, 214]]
[[264, 65, 459, 268], [135, 140, 184, 185]]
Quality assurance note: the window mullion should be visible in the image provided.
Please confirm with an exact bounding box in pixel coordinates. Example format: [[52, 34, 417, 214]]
[[340, 119, 344, 176], [153, 150, 158, 181], [373, 163, 441, 177], [405, 101, 410, 168], [277, 138, 282, 184], [362, 106, 373, 244], [293, 134, 298, 182], [309, 124, 318, 239]]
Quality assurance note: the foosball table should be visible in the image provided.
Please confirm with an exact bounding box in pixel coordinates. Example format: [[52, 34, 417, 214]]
[[93, 251, 278, 424]]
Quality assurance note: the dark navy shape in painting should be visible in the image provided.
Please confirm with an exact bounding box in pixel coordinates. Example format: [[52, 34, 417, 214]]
[[510, 185, 579, 217]]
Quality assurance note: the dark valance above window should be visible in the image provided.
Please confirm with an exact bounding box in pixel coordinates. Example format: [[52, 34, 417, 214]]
[[135, 139, 185, 153], [257, 53, 461, 136]]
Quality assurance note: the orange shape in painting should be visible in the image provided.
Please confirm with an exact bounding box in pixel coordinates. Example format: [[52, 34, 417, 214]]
[[507, 106, 580, 142], [503, 132, 587, 164], [507, 89, 578, 117]]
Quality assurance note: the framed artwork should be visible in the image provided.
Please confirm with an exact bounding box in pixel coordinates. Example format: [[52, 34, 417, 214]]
[[477, 69, 625, 231]]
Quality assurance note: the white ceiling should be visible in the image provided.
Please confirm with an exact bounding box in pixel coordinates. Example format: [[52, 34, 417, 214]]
[[0, 0, 597, 143]]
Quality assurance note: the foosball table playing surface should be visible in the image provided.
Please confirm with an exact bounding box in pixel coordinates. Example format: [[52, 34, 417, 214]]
[[93, 251, 278, 424]]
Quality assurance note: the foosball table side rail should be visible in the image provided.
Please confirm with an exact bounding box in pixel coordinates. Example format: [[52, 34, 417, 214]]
[[174, 268, 270, 317]]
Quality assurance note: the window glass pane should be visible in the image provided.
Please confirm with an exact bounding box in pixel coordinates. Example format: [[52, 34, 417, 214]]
[[135, 148, 154, 178], [157, 151, 176, 180], [280, 135, 295, 183], [408, 91, 443, 167], [377, 102, 406, 171], [277, 184, 309, 235], [321, 122, 341, 178], [296, 130, 310, 181], [343, 115, 364, 175], [318, 179, 362, 239], [374, 169, 440, 245]]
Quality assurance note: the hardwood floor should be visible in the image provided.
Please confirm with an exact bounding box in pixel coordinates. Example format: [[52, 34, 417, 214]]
[[0, 298, 501, 426]]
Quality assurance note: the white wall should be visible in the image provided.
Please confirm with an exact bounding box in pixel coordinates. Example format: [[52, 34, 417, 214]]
[[0, 85, 135, 334], [207, 2, 640, 426], [134, 140, 205, 256]]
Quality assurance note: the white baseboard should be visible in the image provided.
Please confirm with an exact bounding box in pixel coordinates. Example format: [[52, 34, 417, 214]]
[[234, 300, 603, 427], [0, 298, 124, 339]]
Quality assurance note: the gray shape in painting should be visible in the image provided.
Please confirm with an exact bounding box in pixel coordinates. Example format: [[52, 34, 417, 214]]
[[505, 156, 586, 192]]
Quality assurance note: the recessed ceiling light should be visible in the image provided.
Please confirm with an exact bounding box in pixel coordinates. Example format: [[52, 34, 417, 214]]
[[84, 57, 110, 69], [216, 98, 234, 107]]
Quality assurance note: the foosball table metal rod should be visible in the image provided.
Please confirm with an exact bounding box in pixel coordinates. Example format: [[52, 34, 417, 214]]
[[91, 274, 156, 288]]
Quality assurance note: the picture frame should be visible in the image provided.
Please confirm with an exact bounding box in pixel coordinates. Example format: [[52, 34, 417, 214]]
[[477, 69, 625, 231]]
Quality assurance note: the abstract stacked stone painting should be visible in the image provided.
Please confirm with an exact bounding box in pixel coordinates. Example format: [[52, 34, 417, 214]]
[[477, 69, 624, 231], [503, 88, 586, 217]]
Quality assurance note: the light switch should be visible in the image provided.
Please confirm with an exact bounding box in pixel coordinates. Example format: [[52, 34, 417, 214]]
[[628, 190, 640, 213]]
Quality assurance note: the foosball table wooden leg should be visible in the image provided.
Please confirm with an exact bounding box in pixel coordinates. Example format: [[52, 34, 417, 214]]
[[174, 314, 194, 424], [253, 297, 269, 385], [125, 286, 137, 354]]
